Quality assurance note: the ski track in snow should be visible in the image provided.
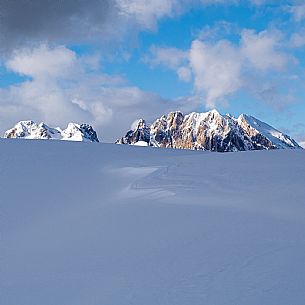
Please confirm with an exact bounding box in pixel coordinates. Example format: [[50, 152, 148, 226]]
[[1, 140, 305, 305]]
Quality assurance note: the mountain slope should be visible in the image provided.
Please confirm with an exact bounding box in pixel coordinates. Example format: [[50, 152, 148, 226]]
[[117, 110, 300, 151], [1, 140, 305, 305], [4, 120, 99, 142], [238, 114, 298, 149]]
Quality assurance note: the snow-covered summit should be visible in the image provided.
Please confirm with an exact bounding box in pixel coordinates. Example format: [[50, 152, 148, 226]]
[[117, 110, 301, 151], [61, 123, 99, 142], [4, 121, 99, 142], [237, 114, 299, 149]]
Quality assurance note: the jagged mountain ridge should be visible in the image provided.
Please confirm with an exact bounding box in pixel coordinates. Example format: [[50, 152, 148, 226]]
[[116, 110, 300, 151], [4, 120, 99, 142]]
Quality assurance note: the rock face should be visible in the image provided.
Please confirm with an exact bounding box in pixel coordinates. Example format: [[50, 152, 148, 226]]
[[116, 110, 300, 151], [4, 121, 99, 142], [118, 119, 150, 145], [61, 123, 99, 142]]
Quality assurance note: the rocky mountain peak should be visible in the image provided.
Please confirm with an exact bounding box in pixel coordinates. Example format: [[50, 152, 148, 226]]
[[117, 110, 301, 152], [4, 121, 99, 142], [133, 119, 148, 130], [116, 119, 150, 145]]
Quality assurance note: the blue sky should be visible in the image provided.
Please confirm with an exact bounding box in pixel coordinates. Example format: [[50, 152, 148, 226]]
[[0, 0, 305, 142]]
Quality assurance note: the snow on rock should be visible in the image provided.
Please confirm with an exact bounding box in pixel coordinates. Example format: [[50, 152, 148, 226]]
[[61, 123, 99, 142], [299, 141, 305, 148], [117, 109, 301, 151], [4, 121, 99, 142], [4, 120, 62, 140], [237, 114, 299, 149], [116, 119, 150, 145]]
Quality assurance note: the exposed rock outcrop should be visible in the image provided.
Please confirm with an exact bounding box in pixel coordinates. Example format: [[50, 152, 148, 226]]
[[116, 110, 300, 151]]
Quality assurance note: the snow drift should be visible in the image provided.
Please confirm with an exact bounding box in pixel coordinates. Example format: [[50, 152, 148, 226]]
[[1, 139, 305, 305]]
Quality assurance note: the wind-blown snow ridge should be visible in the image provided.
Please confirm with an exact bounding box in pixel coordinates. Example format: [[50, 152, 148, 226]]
[[117, 109, 300, 151], [4, 120, 99, 142]]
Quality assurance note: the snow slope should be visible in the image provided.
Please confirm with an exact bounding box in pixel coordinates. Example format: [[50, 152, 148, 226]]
[[238, 114, 299, 149], [1, 139, 305, 305]]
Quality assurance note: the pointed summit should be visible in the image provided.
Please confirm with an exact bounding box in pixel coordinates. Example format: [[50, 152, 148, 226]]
[[4, 121, 99, 142], [116, 118, 150, 145], [117, 110, 301, 151]]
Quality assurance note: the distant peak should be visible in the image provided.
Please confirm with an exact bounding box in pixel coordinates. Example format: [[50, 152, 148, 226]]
[[209, 109, 220, 114], [238, 113, 251, 119], [16, 120, 35, 126], [4, 120, 99, 142], [117, 109, 301, 151], [131, 119, 148, 131]]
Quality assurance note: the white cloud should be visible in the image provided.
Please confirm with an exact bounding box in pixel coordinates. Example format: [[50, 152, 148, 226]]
[[290, 4, 305, 22], [0, 45, 182, 141], [189, 39, 242, 108], [177, 66, 192, 82], [117, 0, 181, 29], [145, 28, 293, 109], [6, 45, 76, 78], [197, 21, 238, 42], [0, 0, 287, 55], [144, 45, 191, 82], [290, 31, 305, 48], [118, 0, 244, 28], [241, 29, 288, 71], [250, 0, 269, 5], [0, 0, 187, 54], [0, 1, 300, 138], [145, 46, 189, 69]]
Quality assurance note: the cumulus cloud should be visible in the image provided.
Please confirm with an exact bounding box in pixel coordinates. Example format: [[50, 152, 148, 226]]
[[289, 4, 305, 22], [145, 46, 189, 69], [6, 45, 77, 78], [290, 31, 305, 48], [144, 45, 193, 82], [0, 0, 276, 53], [146, 28, 293, 109], [0, 0, 301, 139], [0, 0, 222, 53], [0, 0, 189, 53], [117, 0, 183, 29], [189, 39, 242, 108], [0, 45, 184, 141], [177, 66, 192, 82], [241, 29, 288, 71]]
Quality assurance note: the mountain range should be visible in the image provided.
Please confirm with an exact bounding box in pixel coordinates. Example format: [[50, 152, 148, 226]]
[[2, 110, 301, 151], [4, 120, 99, 142], [116, 109, 301, 151]]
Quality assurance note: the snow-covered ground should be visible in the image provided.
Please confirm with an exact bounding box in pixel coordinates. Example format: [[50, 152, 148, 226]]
[[1, 139, 305, 305]]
